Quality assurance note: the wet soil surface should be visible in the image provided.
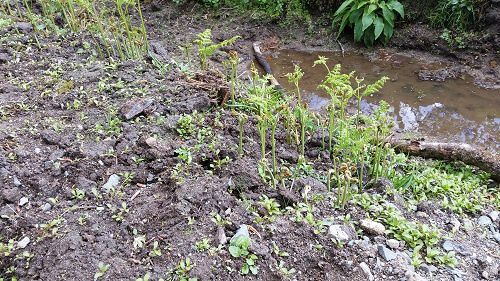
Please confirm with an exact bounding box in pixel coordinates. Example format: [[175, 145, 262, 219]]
[[266, 49, 500, 149], [0, 2, 499, 281]]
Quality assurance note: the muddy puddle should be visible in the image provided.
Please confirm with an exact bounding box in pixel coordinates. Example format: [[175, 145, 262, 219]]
[[265, 49, 500, 149]]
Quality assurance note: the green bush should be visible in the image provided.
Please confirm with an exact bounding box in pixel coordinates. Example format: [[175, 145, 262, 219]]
[[429, 0, 487, 31], [333, 0, 405, 46]]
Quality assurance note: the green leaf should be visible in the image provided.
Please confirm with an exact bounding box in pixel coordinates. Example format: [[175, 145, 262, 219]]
[[229, 246, 241, 257], [381, 4, 395, 27], [250, 266, 259, 275], [334, 0, 355, 16], [383, 20, 394, 41], [362, 11, 375, 31], [337, 12, 351, 38], [367, 4, 378, 15], [388, 0, 405, 18], [373, 17, 384, 40], [354, 18, 364, 42], [241, 264, 249, 275], [349, 9, 363, 24]]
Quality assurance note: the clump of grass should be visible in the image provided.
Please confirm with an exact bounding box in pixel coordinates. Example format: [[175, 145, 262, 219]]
[[14, 0, 149, 60]]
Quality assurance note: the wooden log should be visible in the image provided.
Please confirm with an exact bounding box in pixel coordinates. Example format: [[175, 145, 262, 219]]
[[390, 139, 500, 181]]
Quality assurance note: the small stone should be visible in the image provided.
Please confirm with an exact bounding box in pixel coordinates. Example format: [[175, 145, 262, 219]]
[[442, 240, 455, 251], [478, 215, 493, 226], [13, 176, 22, 187], [120, 98, 154, 120], [144, 137, 159, 149], [102, 174, 120, 193], [0, 52, 10, 64], [359, 262, 374, 281], [360, 219, 386, 236], [41, 203, 52, 212], [421, 264, 437, 274], [1, 188, 22, 203], [13, 22, 33, 33], [386, 239, 400, 249], [18, 197, 28, 206], [405, 270, 427, 281], [488, 210, 499, 222], [34, 148, 41, 154], [17, 237, 30, 249], [378, 245, 397, 261], [328, 225, 350, 242], [217, 227, 227, 245], [493, 232, 500, 243]]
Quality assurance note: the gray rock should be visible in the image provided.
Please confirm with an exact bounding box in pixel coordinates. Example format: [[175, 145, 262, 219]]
[[18, 196, 28, 206], [1, 188, 22, 203], [17, 237, 30, 249], [328, 225, 350, 242], [360, 219, 386, 236], [442, 240, 455, 251], [481, 264, 499, 280], [13, 176, 21, 187], [493, 232, 500, 243], [120, 98, 154, 120], [0, 204, 15, 219], [441, 240, 470, 256], [421, 264, 437, 274], [488, 210, 499, 222], [41, 203, 52, 212], [386, 239, 400, 249], [217, 226, 227, 245], [378, 245, 397, 261], [405, 270, 427, 281], [478, 215, 493, 226], [13, 22, 33, 33], [359, 262, 374, 281], [0, 52, 10, 64], [102, 174, 120, 193]]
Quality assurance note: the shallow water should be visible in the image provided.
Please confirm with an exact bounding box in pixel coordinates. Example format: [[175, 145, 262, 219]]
[[265, 49, 500, 149]]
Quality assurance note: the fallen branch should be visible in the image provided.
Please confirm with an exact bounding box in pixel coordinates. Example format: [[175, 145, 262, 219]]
[[390, 139, 500, 182]]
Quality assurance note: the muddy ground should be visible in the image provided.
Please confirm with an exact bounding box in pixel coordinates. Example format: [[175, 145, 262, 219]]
[[0, 2, 499, 281]]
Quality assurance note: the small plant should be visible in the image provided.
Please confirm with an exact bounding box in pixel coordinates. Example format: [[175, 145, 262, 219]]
[[333, 0, 405, 46], [133, 229, 146, 250], [259, 195, 282, 218], [176, 114, 196, 139], [430, 0, 480, 31], [149, 241, 162, 257], [237, 112, 248, 156], [193, 29, 239, 70], [94, 262, 110, 281], [194, 238, 211, 252], [285, 64, 304, 104], [167, 258, 198, 281], [71, 187, 86, 200]]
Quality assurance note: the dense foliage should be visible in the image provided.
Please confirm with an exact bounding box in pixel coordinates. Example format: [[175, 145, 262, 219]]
[[332, 0, 404, 46]]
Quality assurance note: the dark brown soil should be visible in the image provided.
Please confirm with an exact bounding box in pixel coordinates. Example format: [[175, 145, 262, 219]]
[[0, 2, 499, 281]]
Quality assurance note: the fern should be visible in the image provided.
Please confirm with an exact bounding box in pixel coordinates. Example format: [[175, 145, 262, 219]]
[[194, 29, 240, 70]]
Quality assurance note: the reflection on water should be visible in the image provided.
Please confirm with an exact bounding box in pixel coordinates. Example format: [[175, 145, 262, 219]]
[[266, 49, 500, 149]]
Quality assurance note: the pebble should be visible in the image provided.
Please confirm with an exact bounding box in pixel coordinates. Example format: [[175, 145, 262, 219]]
[[1, 188, 22, 203], [421, 264, 437, 274], [41, 203, 52, 212], [13, 176, 22, 187], [377, 245, 397, 261], [119, 98, 154, 120], [488, 210, 499, 222], [386, 239, 400, 249], [19, 197, 29, 206], [0, 52, 10, 64], [493, 232, 500, 243], [17, 237, 30, 249], [405, 270, 427, 281], [441, 240, 470, 256], [13, 22, 33, 33], [328, 225, 350, 242], [217, 226, 227, 245], [102, 174, 120, 193], [478, 215, 493, 226], [359, 262, 374, 281], [360, 219, 386, 236]]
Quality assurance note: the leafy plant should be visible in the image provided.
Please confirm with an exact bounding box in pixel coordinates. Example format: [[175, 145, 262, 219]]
[[193, 29, 239, 70], [333, 0, 405, 46], [429, 0, 483, 31]]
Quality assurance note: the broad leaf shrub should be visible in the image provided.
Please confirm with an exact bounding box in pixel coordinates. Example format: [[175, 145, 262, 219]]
[[333, 0, 405, 46]]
